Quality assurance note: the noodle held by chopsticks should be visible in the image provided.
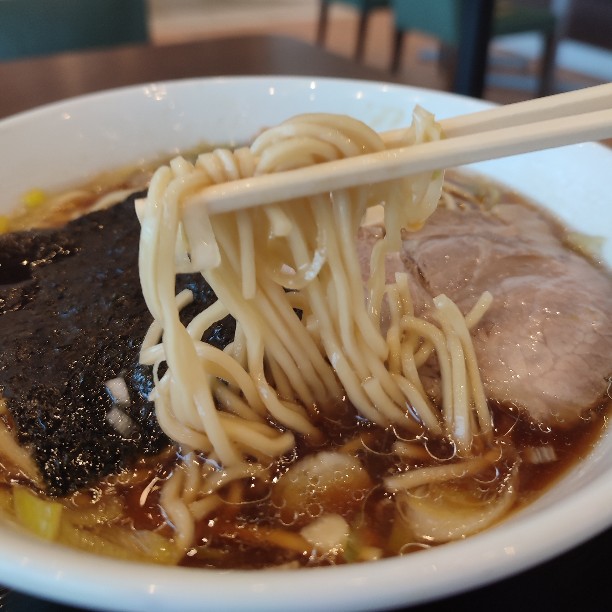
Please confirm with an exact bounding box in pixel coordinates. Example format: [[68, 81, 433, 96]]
[[137, 109, 494, 549]]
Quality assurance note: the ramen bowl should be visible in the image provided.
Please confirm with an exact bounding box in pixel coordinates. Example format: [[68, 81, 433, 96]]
[[0, 77, 611, 611]]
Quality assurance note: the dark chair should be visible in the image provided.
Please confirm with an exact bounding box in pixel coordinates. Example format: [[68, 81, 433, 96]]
[[0, 0, 149, 61], [390, 0, 558, 97], [317, 0, 390, 61]]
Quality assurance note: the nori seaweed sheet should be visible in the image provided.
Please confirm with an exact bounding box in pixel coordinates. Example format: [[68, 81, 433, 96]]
[[0, 194, 235, 496]]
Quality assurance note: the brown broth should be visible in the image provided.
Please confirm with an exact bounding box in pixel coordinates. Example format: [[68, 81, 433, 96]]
[[61, 394, 606, 570], [0, 170, 610, 569]]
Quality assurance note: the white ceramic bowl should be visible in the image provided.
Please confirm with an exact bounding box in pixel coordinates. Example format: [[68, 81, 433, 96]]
[[0, 76, 611, 612]]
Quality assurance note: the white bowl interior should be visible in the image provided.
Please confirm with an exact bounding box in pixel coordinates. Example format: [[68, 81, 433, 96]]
[[0, 76, 611, 612]]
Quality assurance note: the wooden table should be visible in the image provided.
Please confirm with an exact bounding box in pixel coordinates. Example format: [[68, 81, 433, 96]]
[[0, 34, 392, 119], [0, 33, 610, 612]]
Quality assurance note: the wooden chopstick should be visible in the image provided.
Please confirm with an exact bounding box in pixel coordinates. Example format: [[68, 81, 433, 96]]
[[385, 82, 612, 143], [186, 84, 612, 216]]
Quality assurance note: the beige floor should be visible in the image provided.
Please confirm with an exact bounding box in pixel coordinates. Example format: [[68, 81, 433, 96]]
[[148, 0, 605, 105]]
